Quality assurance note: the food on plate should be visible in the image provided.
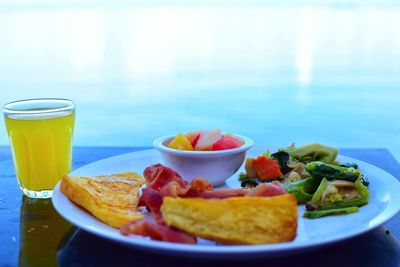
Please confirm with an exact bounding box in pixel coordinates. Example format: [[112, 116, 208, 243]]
[[161, 194, 298, 245], [285, 143, 338, 164], [239, 143, 370, 219], [121, 218, 197, 244], [248, 156, 283, 180], [167, 129, 244, 151], [306, 161, 369, 186], [120, 163, 296, 244], [304, 176, 369, 219], [280, 176, 321, 203], [139, 164, 287, 224], [60, 172, 145, 228]]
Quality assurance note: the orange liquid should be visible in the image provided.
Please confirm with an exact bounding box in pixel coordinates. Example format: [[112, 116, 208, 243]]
[[5, 113, 75, 191]]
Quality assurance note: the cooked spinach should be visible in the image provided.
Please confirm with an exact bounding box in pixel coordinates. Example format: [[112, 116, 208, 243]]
[[306, 161, 368, 183], [270, 151, 292, 174], [339, 163, 358, 169], [239, 173, 281, 188]]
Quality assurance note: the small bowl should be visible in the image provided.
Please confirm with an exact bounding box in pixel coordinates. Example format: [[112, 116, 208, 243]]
[[153, 134, 254, 186]]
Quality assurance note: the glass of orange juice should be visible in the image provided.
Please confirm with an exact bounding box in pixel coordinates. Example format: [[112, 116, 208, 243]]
[[4, 98, 75, 198]]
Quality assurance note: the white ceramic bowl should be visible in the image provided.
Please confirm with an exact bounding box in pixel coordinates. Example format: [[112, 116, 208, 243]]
[[153, 134, 254, 186]]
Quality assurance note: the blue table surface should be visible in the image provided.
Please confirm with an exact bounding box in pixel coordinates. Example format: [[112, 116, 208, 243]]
[[1, 146, 400, 267]]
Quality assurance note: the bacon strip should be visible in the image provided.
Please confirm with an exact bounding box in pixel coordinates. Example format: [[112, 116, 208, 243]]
[[138, 188, 164, 224], [184, 177, 214, 197], [144, 163, 189, 191], [121, 219, 197, 244], [198, 188, 247, 199], [245, 181, 287, 197], [196, 182, 286, 199], [139, 177, 214, 222], [144, 164, 214, 198]]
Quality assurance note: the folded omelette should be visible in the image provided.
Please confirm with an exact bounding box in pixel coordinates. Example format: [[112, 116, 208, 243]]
[[60, 172, 145, 228], [161, 194, 298, 245]]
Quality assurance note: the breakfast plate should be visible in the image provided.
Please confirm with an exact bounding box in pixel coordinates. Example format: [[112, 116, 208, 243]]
[[52, 146, 400, 257]]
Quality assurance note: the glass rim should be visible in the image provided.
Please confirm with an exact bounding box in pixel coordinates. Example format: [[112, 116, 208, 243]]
[[3, 98, 75, 115]]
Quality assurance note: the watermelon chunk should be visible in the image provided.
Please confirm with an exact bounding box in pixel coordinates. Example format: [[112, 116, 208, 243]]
[[211, 135, 243, 150]]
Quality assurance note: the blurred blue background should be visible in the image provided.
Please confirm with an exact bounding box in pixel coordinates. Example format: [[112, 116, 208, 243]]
[[1, 0, 400, 160]]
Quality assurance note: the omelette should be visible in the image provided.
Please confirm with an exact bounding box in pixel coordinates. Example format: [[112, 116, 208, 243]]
[[161, 194, 298, 245], [60, 172, 145, 228]]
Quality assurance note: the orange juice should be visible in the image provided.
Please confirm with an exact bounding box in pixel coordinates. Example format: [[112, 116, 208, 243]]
[[4, 99, 75, 198]]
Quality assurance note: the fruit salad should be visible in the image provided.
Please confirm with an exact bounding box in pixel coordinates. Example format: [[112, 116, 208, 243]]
[[167, 129, 244, 151]]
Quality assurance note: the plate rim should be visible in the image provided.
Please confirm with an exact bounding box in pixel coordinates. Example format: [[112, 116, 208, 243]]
[[52, 148, 400, 255]]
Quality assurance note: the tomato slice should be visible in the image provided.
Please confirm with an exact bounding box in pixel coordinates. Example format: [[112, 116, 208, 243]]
[[252, 156, 282, 179]]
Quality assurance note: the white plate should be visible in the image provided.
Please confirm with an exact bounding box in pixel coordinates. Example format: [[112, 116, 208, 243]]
[[52, 147, 400, 257]]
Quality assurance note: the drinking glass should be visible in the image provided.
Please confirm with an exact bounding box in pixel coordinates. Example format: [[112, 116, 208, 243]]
[[4, 98, 75, 198]]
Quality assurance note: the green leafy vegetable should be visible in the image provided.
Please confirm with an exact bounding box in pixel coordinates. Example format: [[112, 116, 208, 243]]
[[239, 172, 258, 187], [262, 149, 270, 158], [318, 176, 369, 210], [305, 161, 370, 185], [339, 163, 358, 169], [304, 207, 359, 219], [238, 143, 371, 220], [270, 151, 292, 174], [310, 178, 329, 203], [288, 143, 338, 164], [239, 173, 281, 188], [283, 176, 323, 203]]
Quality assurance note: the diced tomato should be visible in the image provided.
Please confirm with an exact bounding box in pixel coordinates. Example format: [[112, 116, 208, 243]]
[[211, 135, 243, 150], [252, 156, 282, 180]]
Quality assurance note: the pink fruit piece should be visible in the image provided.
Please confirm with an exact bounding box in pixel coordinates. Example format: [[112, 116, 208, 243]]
[[211, 135, 243, 150], [194, 129, 222, 151]]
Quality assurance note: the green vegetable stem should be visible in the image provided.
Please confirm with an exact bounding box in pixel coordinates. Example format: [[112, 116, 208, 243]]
[[304, 207, 359, 219]]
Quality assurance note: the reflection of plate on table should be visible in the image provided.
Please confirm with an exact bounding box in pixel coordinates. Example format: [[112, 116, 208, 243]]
[[52, 147, 400, 258]]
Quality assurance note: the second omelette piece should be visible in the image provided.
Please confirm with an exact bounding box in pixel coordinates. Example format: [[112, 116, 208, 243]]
[[161, 194, 298, 245]]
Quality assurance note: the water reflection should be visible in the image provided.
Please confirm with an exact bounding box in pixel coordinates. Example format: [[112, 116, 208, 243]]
[[1, 6, 400, 161], [19, 196, 73, 267]]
